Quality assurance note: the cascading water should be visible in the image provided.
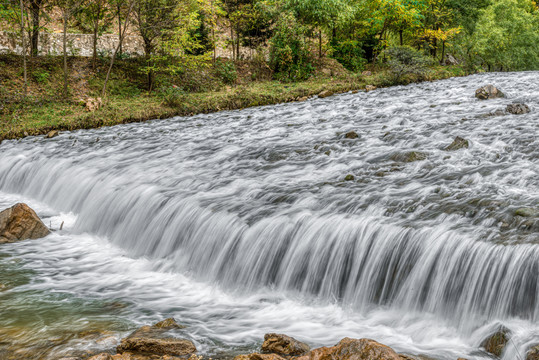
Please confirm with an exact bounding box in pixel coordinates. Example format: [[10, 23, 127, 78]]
[[0, 72, 538, 360]]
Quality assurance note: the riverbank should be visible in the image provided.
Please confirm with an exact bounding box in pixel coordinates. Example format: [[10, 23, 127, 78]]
[[0, 55, 466, 142]]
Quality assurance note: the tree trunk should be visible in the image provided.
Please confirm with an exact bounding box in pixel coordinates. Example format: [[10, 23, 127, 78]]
[[30, 0, 42, 57], [230, 28, 235, 60], [20, 0, 27, 97], [440, 40, 445, 64], [319, 30, 322, 58], [62, 9, 68, 98], [399, 30, 403, 46], [118, 3, 123, 55], [92, 22, 98, 69]]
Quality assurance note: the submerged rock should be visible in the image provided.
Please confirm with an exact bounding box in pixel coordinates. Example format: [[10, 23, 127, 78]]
[[0, 203, 50, 243], [445, 136, 469, 151], [261, 333, 310, 356], [344, 175, 355, 181], [153, 318, 184, 329], [480, 326, 510, 357], [295, 338, 402, 360], [515, 208, 538, 217], [506, 103, 530, 115], [475, 85, 504, 100], [392, 151, 427, 163]]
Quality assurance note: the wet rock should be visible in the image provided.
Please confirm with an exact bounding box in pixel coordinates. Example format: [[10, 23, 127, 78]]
[[392, 151, 427, 163], [445, 136, 469, 151], [294, 338, 402, 360], [365, 85, 376, 92], [345, 131, 359, 139], [515, 208, 538, 217], [506, 103, 530, 115], [318, 90, 334, 98], [88, 354, 113, 360], [235, 353, 286, 360], [297, 96, 309, 102], [362, 71, 372, 76], [261, 333, 310, 356], [117, 319, 194, 357], [344, 175, 355, 181], [117, 337, 196, 357], [153, 318, 184, 330], [475, 85, 504, 100], [0, 203, 50, 243], [527, 345, 539, 360], [480, 326, 510, 357], [46, 130, 59, 138]]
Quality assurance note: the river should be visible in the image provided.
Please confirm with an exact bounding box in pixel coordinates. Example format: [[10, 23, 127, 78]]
[[0, 72, 538, 360]]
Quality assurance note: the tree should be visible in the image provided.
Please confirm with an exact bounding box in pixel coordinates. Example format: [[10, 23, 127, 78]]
[[472, 0, 539, 70], [74, 0, 114, 69]]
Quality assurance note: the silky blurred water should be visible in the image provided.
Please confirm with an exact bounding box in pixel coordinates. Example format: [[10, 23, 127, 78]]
[[0, 72, 538, 359]]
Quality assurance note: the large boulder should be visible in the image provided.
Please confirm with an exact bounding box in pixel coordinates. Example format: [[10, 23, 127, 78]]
[[261, 333, 310, 356], [117, 319, 195, 357], [506, 103, 530, 115], [480, 326, 510, 357], [294, 338, 403, 360], [475, 85, 504, 100], [0, 203, 50, 243]]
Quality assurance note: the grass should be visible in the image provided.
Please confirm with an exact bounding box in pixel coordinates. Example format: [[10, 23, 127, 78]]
[[0, 55, 467, 142]]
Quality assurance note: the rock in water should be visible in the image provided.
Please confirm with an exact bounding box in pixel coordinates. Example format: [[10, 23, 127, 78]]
[[365, 85, 377, 92], [445, 136, 469, 151], [318, 90, 334, 99], [480, 326, 510, 357], [527, 345, 539, 360], [0, 203, 50, 243], [345, 131, 359, 139], [117, 319, 195, 357], [475, 85, 504, 100], [261, 333, 310, 356], [391, 151, 427, 163], [46, 130, 59, 138], [153, 318, 185, 329], [506, 103, 530, 115], [295, 338, 402, 360], [117, 336, 196, 356], [235, 354, 286, 360]]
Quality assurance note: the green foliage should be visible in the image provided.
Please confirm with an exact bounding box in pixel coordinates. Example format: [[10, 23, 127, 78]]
[[269, 12, 313, 81], [32, 70, 50, 84], [382, 45, 434, 83], [331, 40, 366, 72], [215, 59, 238, 84], [159, 85, 187, 107], [472, 0, 539, 71]]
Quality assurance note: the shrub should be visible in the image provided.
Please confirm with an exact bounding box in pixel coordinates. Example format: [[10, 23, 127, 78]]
[[269, 12, 313, 82], [382, 46, 433, 84], [32, 70, 50, 84], [331, 40, 366, 72], [159, 85, 186, 107], [215, 59, 238, 85]]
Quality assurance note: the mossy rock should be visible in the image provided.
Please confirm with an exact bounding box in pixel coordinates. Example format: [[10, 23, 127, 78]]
[[445, 136, 469, 151], [344, 174, 355, 181], [480, 326, 510, 357], [515, 208, 538, 217]]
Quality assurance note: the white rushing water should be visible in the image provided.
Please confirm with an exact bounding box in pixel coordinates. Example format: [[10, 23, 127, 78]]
[[0, 72, 538, 360]]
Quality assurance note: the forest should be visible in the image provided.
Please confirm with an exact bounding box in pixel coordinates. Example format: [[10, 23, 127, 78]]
[[0, 0, 538, 138]]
